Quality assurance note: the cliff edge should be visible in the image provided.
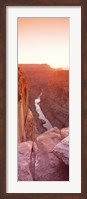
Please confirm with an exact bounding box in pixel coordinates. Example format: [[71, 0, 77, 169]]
[[18, 67, 36, 143]]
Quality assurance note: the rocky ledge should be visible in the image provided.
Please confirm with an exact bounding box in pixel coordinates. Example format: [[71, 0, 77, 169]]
[[53, 136, 69, 165], [18, 127, 69, 181]]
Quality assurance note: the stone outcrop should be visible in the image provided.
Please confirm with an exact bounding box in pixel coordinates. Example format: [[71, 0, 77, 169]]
[[18, 141, 33, 181], [18, 127, 69, 181], [18, 141, 39, 181], [18, 67, 36, 143], [53, 136, 69, 165], [35, 127, 69, 181]]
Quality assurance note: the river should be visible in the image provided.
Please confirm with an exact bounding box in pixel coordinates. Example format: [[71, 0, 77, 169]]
[[35, 93, 52, 130]]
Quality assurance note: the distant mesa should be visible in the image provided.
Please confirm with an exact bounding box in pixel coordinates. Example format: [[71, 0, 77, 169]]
[[19, 63, 69, 71]]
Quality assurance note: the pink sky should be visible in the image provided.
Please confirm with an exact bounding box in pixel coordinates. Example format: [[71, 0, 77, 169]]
[[18, 18, 69, 68]]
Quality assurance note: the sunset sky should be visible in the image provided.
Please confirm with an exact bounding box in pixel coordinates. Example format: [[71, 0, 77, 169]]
[[18, 18, 69, 68]]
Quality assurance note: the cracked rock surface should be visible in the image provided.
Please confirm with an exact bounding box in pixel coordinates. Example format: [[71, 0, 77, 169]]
[[18, 128, 69, 181]]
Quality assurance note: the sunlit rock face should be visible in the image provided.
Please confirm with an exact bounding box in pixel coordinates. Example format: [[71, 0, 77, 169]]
[[18, 67, 36, 143]]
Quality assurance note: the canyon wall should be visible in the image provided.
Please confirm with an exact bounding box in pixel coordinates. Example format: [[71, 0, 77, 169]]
[[40, 70, 69, 128], [19, 64, 69, 132], [18, 67, 36, 143], [19, 64, 54, 133]]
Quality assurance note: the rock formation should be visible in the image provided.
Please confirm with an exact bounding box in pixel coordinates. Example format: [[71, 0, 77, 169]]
[[18, 67, 36, 143], [35, 127, 69, 181], [53, 136, 69, 165], [18, 141, 33, 181], [18, 127, 69, 181]]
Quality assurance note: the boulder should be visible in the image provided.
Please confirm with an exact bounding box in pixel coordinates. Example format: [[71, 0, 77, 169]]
[[53, 136, 69, 165], [18, 141, 34, 181], [18, 128, 69, 181], [37, 127, 61, 152], [61, 127, 69, 139], [35, 128, 69, 181]]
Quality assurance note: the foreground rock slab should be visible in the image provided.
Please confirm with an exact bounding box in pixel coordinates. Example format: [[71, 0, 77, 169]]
[[18, 127, 69, 181], [18, 141, 34, 181], [35, 128, 69, 181], [53, 136, 69, 165]]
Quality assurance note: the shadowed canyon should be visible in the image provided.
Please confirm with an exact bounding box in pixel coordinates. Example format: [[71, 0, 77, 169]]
[[18, 65, 69, 181]]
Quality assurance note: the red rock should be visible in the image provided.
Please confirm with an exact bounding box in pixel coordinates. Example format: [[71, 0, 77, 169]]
[[35, 128, 69, 181], [18, 141, 33, 181], [18, 128, 69, 181], [18, 67, 36, 143], [61, 127, 69, 139], [53, 136, 69, 165]]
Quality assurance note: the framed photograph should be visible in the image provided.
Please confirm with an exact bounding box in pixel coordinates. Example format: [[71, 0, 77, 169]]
[[0, 0, 87, 198]]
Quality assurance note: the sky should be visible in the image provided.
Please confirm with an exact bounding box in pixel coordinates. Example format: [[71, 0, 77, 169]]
[[18, 18, 69, 68]]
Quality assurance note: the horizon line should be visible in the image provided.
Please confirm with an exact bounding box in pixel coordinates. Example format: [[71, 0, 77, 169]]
[[18, 63, 69, 69]]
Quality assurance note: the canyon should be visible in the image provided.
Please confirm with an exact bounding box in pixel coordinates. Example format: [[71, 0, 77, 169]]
[[18, 65, 69, 181], [19, 64, 69, 133]]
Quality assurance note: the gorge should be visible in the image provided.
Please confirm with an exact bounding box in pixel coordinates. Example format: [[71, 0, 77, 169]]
[[18, 65, 69, 181], [35, 92, 53, 131]]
